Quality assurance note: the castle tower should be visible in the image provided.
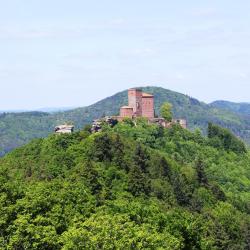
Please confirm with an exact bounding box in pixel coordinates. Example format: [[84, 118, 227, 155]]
[[142, 93, 154, 119], [128, 88, 142, 117]]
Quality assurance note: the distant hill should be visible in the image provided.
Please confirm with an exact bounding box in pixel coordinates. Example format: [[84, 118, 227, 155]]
[[1, 86, 250, 156], [36, 106, 77, 113], [211, 100, 250, 116], [0, 107, 76, 113], [0, 109, 28, 113]]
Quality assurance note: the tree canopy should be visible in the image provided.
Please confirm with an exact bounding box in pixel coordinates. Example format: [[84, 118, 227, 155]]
[[0, 121, 249, 249]]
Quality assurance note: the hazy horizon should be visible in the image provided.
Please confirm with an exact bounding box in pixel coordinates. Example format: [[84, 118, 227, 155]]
[[1, 1, 250, 109]]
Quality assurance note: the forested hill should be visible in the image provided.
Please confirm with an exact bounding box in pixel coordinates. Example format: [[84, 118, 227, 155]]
[[211, 100, 250, 116], [1, 86, 250, 156], [0, 120, 249, 249]]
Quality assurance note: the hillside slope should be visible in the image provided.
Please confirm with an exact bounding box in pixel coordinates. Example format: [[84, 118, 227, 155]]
[[1, 86, 250, 156], [0, 121, 249, 249]]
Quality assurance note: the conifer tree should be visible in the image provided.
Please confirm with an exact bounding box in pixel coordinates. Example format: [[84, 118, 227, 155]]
[[133, 145, 149, 173], [128, 165, 150, 196], [195, 158, 208, 186], [82, 161, 102, 195]]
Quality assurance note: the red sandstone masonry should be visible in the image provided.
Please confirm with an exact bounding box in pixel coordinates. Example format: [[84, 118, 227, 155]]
[[125, 89, 154, 118], [128, 88, 143, 117], [120, 106, 133, 118], [142, 93, 154, 119]]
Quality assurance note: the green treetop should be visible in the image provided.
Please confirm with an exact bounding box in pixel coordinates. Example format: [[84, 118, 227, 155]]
[[160, 102, 173, 122]]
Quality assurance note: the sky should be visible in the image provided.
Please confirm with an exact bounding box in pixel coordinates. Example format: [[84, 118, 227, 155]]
[[0, 0, 250, 110]]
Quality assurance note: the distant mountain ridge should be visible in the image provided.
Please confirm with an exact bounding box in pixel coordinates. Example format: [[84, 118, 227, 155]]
[[210, 100, 250, 116], [0, 106, 76, 114], [0, 86, 250, 156]]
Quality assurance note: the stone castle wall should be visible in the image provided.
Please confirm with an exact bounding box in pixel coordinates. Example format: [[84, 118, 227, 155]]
[[120, 106, 133, 118]]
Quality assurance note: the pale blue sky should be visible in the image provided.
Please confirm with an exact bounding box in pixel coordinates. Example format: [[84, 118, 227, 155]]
[[0, 0, 250, 109]]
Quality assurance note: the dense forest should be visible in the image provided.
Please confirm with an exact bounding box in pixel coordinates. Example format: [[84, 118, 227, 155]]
[[1, 86, 250, 157], [0, 118, 249, 249]]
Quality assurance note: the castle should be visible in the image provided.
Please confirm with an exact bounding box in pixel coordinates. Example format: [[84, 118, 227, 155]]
[[117, 88, 187, 129], [120, 88, 154, 119]]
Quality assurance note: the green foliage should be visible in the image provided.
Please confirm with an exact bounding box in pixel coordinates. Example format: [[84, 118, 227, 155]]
[[208, 122, 247, 154], [128, 165, 151, 196], [80, 161, 102, 195], [195, 158, 208, 186], [0, 121, 250, 249], [60, 211, 182, 250], [160, 102, 173, 121]]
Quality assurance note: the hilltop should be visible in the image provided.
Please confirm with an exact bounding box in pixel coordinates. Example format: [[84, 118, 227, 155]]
[[0, 120, 249, 249], [1, 86, 250, 156]]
